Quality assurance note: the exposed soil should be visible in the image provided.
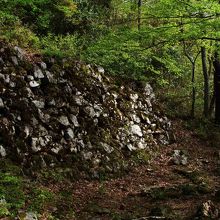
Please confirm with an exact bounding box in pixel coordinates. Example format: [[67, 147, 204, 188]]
[[38, 119, 220, 220]]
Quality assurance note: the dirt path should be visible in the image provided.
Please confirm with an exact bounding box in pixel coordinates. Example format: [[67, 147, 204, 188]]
[[66, 120, 220, 220]]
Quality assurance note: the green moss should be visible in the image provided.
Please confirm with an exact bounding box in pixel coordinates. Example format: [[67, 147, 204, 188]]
[[131, 149, 151, 164]]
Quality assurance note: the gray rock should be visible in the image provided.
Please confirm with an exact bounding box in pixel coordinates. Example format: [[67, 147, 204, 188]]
[[31, 138, 41, 152], [40, 62, 47, 70], [131, 124, 143, 137], [58, 116, 70, 126], [65, 128, 74, 139], [27, 75, 35, 81], [82, 151, 93, 160], [127, 144, 136, 151], [85, 106, 96, 118], [101, 142, 114, 154], [51, 144, 63, 154], [131, 114, 141, 123], [23, 211, 38, 220], [29, 81, 40, 88], [14, 46, 25, 60], [4, 74, 10, 84], [48, 99, 56, 106], [144, 83, 153, 96], [45, 71, 56, 83], [173, 150, 188, 165], [24, 126, 30, 138], [97, 66, 105, 74], [70, 115, 79, 127], [0, 98, 4, 108], [34, 67, 44, 79], [11, 56, 18, 65], [199, 200, 219, 218], [73, 95, 84, 106], [0, 145, 6, 157], [9, 81, 16, 88], [130, 93, 139, 102], [32, 100, 45, 109]]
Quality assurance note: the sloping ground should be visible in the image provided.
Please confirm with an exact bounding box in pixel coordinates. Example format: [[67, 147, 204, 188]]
[[4, 119, 217, 220], [50, 119, 219, 220], [0, 41, 171, 178]]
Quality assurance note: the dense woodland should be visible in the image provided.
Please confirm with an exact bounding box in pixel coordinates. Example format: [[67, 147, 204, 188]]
[[1, 0, 220, 120], [0, 0, 220, 219]]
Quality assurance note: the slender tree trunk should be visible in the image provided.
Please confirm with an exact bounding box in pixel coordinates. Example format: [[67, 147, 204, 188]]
[[201, 47, 209, 117], [209, 94, 215, 117], [138, 0, 141, 31], [191, 63, 196, 118], [213, 51, 220, 124]]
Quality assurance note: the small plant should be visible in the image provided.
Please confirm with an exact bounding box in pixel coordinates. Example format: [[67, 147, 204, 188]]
[[41, 34, 78, 58], [0, 172, 25, 217], [28, 188, 54, 212]]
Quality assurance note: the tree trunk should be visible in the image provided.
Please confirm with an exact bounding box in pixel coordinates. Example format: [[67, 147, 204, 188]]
[[213, 51, 220, 124], [201, 47, 209, 117], [138, 0, 141, 31], [191, 63, 196, 118]]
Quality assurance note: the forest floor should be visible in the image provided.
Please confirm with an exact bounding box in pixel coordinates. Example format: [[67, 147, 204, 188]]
[[1, 119, 220, 220], [42, 119, 220, 220]]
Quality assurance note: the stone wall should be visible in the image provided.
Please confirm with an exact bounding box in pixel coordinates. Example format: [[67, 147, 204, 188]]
[[0, 42, 171, 177]]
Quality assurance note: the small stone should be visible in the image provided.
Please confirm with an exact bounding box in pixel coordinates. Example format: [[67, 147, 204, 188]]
[[40, 62, 47, 70], [34, 67, 44, 79], [73, 95, 84, 106], [32, 100, 45, 109], [0, 98, 4, 108], [24, 126, 30, 138], [144, 83, 153, 96], [127, 144, 136, 151], [84, 106, 96, 118], [0, 145, 6, 157], [27, 75, 34, 81], [82, 151, 93, 160], [4, 74, 10, 84], [199, 200, 219, 218], [29, 81, 40, 88], [70, 115, 79, 127], [101, 142, 114, 154], [131, 124, 143, 137], [9, 81, 16, 88], [173, 150, 188, 165], [97, 66, 105, 74], [14, 46, 25, 60], [51, 145, 63, 154], [31, 138, 41, 152], [65, 128, 74, 139], [45, 71, 56, 83], [58, 116, 70, 126], [23, 211, 38, 220], [11, 56, 18, 65], [130, 93, 139, 102], [48, 99, 56, 106]]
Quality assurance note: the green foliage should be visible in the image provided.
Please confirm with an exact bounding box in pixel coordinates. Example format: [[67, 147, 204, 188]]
[[0, 172, 25, 217], [28, 188, 54, 212], [40, 34, 78, 58], [82, 29, 151, 79], [0, 0, 78, 35]]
